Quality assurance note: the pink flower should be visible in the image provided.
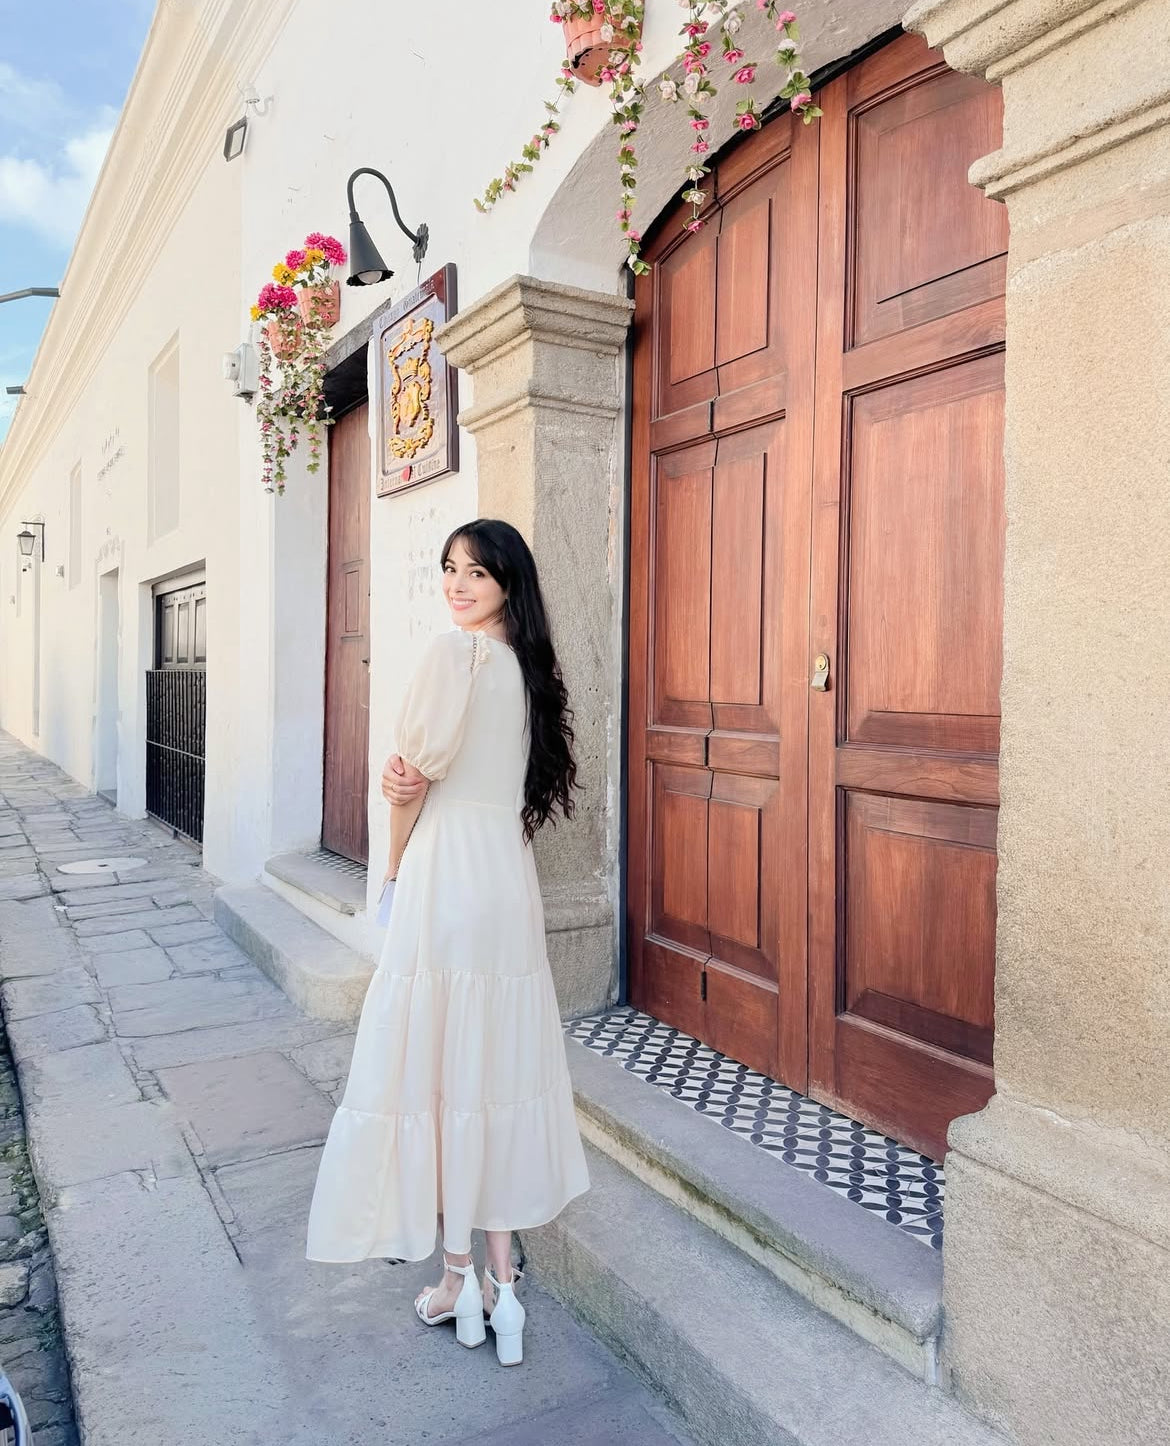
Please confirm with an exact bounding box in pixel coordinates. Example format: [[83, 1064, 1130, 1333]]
[[257, 282, 297, 312], [627, 229, 642, 243], [685, 21, 708, 36], [692, 140, 710, 153], [683, 52, 706, 74], [695, 42, 711, 57], [285, 248, 306, 271], [790, 90, 812, 111], [737, 112, 760, 131], [305, 232, 347, 266], [685, 218, 705, 233], [600, 67, 616, 82], [617, 207, 631, 221], [777, 10, 797, 23], [724, 48, 745, 64], [551, 11, 563, 21], [593, 0, 605, 12], [735, 65, 757, 84], [690, 116, 710, 130], [621, 119, 638, 134]]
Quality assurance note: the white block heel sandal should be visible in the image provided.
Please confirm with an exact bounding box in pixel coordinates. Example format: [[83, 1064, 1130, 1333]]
[[485, 1265, 526, 1366], [414, 1256, 486, 1349]]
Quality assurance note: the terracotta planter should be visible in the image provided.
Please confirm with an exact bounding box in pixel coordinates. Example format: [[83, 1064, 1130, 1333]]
[[266, 314, 303, 361], [298, 280, 341, 328], [563, 12, 635, 86]]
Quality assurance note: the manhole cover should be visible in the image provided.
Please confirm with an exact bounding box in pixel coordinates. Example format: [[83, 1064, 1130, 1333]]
[[56, 857, 148, 875]]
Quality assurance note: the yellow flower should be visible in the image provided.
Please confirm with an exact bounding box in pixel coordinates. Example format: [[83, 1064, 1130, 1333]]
[[303, 248, 325, 268], [250, 305, 261, 322], [272, 263, 295, 285]]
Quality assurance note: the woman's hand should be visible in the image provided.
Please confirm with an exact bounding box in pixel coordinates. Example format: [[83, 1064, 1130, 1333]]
[[381, 753, 428, 806]]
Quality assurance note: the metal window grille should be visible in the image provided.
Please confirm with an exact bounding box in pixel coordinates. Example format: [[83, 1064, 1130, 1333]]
[[145, 668, 206, 842]]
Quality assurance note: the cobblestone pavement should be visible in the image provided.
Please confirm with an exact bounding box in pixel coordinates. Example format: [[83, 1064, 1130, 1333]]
[[0, 1037, 77, 1446], [0, 735, 692, 1446]]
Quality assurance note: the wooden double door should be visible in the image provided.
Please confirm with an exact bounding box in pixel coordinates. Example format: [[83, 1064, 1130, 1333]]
[[628, 34, 1007, 1160], [322, 401, 371, 864]]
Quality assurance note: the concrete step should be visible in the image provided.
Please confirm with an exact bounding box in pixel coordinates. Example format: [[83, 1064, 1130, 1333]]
[[565, 1037, 942, 1378], [213, 884, 371, 1023], [522, 1145, 1003, 1446]]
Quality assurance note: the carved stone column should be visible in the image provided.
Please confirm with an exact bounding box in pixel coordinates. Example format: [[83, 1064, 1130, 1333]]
[[438, 276, 634, 1017], [903, 2, 1170, 1442]]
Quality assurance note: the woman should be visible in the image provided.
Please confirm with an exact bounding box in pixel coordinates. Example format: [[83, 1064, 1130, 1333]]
[[306, 518, 590, 1367]]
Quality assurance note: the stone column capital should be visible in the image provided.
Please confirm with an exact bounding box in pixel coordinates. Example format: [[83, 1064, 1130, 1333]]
[[903, 0, 1101, 77], [437, 274, 634, 376], [906, 0, 1170, 201]]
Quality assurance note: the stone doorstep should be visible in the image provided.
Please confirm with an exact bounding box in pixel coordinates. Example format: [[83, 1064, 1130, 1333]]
[[212, 884, 372, 1025], [264, 852, 365, 916], [565, 1039, 942, 1382], [522, 1148, 1003, 1446]]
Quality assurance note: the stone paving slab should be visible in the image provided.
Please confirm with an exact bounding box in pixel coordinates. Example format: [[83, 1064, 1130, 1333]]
[[0, 734, 695, 1446], [21, 1042, 141, 1110], [89, 947, 173, 988], [27, 1101, 194, 1194], [2, 970, 101, 1021], [156, 1052, 335, 1167], [6, 1006, 108, 1059], [47, 1171, 288, 1444]]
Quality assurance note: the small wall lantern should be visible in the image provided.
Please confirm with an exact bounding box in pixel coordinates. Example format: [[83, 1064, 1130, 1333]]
[[17, 522, 44, 562], [345, 167, 429, 286]]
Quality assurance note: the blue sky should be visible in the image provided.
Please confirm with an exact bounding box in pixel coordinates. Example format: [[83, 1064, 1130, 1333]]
[[0, 0, 154, 441]]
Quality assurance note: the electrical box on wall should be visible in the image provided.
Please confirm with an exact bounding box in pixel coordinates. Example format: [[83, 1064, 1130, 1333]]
[[222, 341, 259, 401]]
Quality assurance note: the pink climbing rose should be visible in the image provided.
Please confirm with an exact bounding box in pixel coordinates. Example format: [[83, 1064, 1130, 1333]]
[[790, 90, 812, 111]]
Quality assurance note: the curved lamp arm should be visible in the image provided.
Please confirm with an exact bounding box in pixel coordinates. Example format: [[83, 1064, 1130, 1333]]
[[345, 168, 429, 264], [0, 287, 59, 305]]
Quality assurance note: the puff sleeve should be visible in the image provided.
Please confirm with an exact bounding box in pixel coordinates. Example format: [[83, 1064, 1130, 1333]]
[[393, 629, 483, 781]]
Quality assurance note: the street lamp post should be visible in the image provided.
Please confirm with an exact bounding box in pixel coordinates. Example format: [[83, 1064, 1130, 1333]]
[[0, 287, 59, 305], [1, 287, 59, 397]]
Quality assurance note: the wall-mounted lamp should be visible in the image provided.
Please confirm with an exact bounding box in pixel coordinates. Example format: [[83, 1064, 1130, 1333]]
[[5, 386, 26, 396], [223, 86, 272, 162], [17, 522, 44, 562], [345, 167, 429, 287]]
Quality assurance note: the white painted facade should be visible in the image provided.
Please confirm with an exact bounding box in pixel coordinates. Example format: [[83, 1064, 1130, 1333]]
[[0, 0, 903, 958]]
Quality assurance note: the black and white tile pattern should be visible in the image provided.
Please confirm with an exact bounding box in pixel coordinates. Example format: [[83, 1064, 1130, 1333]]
[[306, 848, 368, 881], [567, 1007, 944, 1250]]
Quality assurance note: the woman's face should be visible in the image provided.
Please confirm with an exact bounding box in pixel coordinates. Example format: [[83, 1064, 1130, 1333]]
[[442, 537, 507, 631]]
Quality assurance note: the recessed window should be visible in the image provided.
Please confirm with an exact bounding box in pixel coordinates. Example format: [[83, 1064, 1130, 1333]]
[[148, 337, 181, 541]]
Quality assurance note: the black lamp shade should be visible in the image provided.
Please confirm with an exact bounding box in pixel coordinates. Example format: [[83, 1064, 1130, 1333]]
[[347, 216, 393, 287], [17, 529, 35, 558]]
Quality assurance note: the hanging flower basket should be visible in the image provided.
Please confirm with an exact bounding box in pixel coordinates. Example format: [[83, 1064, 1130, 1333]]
[[563, 10, 633, 85], [298, 280, 341, 328], [250, 234, 348, 494], [479, 4, 820, 274], [266, 315, 303, 361]]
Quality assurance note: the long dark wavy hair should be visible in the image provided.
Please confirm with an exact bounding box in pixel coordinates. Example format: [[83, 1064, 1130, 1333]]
[[441, 519, 578, 842]]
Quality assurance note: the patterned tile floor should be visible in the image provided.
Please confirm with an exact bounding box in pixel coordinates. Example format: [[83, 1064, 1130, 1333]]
[[567, 1007, 945, 1250]]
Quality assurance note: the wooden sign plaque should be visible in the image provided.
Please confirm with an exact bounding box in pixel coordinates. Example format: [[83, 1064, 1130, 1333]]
[[375, 263, 459, 497]]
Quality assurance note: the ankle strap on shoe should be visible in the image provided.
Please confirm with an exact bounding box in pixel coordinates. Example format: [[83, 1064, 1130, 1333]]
[[442, 1255, 476, 1277], [486, 1265, 524, 1287]]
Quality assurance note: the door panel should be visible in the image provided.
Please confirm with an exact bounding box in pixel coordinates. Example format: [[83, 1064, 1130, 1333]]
[[630, 115, 818, 1088], [851, 66, 1008, 346], [808, 33, 1004, 1159], [322, 402, 371, 864]]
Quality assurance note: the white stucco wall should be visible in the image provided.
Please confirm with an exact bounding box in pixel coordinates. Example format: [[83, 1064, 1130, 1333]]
[[0, 0, 902, 932]]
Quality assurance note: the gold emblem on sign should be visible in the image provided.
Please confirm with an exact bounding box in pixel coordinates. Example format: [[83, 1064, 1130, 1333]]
[[386, 317, 435, 460]]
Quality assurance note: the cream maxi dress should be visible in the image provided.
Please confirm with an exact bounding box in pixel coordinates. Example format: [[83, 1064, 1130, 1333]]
[[306, 627, 589, 1263]]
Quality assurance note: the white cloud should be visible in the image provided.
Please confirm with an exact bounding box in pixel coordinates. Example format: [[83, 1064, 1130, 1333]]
[[0, 114, 115, 248], [0, 61, 70, 132]]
